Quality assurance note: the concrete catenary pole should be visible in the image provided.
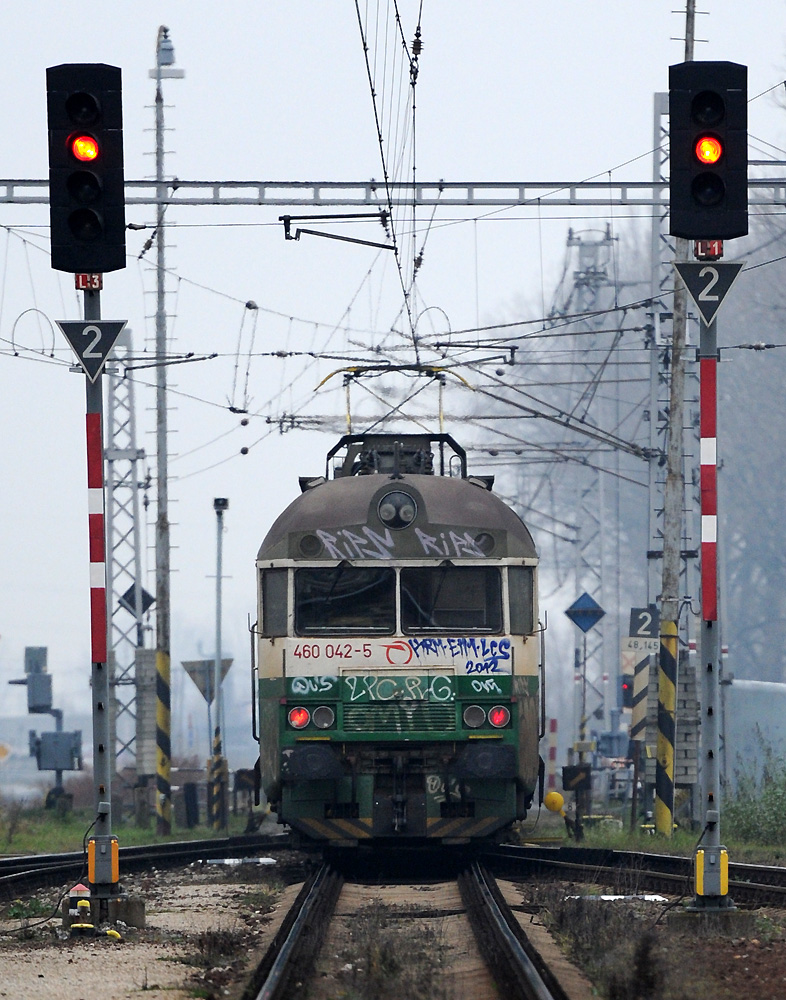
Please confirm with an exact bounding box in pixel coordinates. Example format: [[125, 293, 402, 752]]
[[211, 498, 229, 831], [655, 0, 694, 838], [151, 25, 184, 836]]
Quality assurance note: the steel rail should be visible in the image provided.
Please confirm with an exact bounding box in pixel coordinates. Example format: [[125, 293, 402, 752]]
[[244, 864, 343, 1000], [0, 832, 291, 893], [484, 844, 786, 908], [459, 861, 569, 1000]]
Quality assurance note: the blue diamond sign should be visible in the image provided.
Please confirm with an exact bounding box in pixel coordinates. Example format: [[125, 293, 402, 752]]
[[565, 592, 606, 633]]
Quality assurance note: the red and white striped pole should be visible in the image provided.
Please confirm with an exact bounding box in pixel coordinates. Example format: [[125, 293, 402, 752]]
[[81, 285, 119, 905], [700, 356, 718, 622], [696, 308, 728, 907], [86, 408, 107, 664]]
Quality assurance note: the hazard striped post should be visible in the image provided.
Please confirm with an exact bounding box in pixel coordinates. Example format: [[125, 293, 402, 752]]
[[156, 649, 172, 835], [625, 611, 657, 832], [209, 727, 228, 830], [630, 655, 650, 742], [627, 641, 651, 832], [655, 619, 677, 835]]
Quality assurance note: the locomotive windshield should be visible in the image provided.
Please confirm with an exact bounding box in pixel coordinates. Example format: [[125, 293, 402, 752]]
[[295, 565, 396, 634], [401, 565, 502, 632]]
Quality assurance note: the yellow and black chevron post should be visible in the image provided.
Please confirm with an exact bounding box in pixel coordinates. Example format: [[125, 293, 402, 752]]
[[655, 619, 677, 836], [156, 649, 172, 835], [630, 653, 650, 742], [209, 728, 228, 831]]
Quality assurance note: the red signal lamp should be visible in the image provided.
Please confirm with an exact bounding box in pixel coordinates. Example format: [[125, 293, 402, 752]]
[[695, 135, 723, 165], [288, 706, 310, 729], [488, 705, 511, 729], [70, 134, 99, 162]]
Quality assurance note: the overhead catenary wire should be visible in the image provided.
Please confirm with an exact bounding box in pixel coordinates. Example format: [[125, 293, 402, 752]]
[[354, 0, 427, 360]]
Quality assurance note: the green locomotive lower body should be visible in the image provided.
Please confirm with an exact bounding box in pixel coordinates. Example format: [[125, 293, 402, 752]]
[[259, 672, 540, 844]]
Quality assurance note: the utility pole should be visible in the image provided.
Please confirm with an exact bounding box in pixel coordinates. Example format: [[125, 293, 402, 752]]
[[655, 0, 695, 838], [150, 25, 184, 836], [210, 498, 229, 831]]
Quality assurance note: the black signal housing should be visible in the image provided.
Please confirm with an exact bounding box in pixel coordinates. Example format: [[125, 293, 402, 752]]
[[669, 61, 747, 240], [47, 63, 126, 273]]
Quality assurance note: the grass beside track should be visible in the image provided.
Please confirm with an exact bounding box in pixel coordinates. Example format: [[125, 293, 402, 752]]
[[516, 811, 786, 866], [0, 804, 253, 856]]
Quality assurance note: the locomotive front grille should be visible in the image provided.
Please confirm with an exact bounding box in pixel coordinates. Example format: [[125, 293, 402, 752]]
[[343, 702, 456, 733]]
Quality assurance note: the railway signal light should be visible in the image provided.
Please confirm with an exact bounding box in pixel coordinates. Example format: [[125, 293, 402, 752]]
[[488, 705, 511, 728], [288, 706, 310, 729], [46, 63, 126, 273], [621, 676, 633, 709], [669, 61, 747, 240]]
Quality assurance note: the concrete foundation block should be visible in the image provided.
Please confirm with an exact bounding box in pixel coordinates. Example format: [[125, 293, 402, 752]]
[[667, 906, 758, 936]]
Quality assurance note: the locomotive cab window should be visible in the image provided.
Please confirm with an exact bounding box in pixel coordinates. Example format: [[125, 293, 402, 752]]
[[295, 565, 396, 635], [261, 568, 288, 637], [401, 565, 502, 633], [508, 565, 535, 635]]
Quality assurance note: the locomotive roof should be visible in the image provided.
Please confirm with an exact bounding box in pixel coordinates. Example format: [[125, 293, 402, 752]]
[[257, 470, 537, 561]]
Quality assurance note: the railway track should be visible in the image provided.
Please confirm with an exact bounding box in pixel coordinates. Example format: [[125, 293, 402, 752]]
[[242, 865, 344, 1000], [458, 861, 569, 1000], [245, 862, 569, 1000], [484, 843, 786, 907], [0, 832, 291, 894]]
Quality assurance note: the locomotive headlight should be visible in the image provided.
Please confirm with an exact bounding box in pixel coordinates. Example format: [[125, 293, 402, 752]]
[[312, 705, 335, 730], [378, 491, 418, 529], [463, 705, 486, 728], [288, 706, 311, 729], [488, 705, 511, 728]]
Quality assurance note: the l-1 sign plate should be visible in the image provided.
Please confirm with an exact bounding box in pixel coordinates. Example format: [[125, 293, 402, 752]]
[[674, 261, 744, 326], [56, 319, 127, 382]]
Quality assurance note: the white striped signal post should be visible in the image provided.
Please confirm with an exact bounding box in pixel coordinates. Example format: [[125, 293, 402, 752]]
[[700, 356, 718, 621], [58, 277, 126, 912], [675, 258, 744, 911], [86, 409, 107, 664]]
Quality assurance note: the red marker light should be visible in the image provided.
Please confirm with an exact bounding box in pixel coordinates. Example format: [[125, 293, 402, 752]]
[[71, 135, 99, 162], [288, 706, 310, 729], [695, 135, 723, 165], [488, 705, 511, 728]]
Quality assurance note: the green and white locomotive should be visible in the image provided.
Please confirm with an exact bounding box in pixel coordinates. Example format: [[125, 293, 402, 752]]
[[254, 433, 543, 845]]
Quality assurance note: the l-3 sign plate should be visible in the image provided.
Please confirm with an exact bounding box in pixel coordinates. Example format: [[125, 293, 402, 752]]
[[56, 320, 127, 382], [673, 261, 744, 326]]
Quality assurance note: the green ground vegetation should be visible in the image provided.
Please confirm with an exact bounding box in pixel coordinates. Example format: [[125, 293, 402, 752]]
[[722, 741, 786, 848], [0, 800, 252, 856], [516, 801, 786, 865]]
